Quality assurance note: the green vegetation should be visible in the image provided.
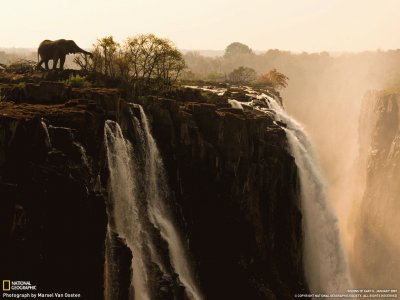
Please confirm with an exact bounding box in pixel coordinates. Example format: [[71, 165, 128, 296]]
[[65, 74, 92, 88]]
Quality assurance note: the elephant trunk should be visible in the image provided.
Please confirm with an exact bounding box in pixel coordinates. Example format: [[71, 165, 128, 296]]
[[73, 45, 92, 56], [81, 50, 93, 57]]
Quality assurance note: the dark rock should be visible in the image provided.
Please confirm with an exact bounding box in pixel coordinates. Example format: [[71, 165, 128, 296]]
[[24, 81, 70, 104], [138, 95, 308, 299], [0, 101, 107, 299], [0, 82, 308, 299]]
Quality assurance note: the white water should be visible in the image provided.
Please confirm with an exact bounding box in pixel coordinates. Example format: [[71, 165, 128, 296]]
[[136, 106, 203, 300], [73, 141, 90, 171], [104, 106, 202, 300], [252, 95, 352, 295], [40, 119, 52, 149], [104, 120, 150, 300], [104, 225, 115, 300], [228, 99, 244, 109]]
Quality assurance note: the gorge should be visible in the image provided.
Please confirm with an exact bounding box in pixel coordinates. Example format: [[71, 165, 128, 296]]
[[0, 71, 354, 299]]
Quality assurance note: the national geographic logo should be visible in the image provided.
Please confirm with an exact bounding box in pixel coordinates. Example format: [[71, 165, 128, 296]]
[[3, 280, 10, 291], [2, 280, 36, 291]]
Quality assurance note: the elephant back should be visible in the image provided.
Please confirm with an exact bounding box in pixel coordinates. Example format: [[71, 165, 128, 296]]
[[38, 40, 54, 50]]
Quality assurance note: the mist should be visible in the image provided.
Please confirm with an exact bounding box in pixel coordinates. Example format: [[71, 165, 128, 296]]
[[2, 40, 400, 292], [183, 48, 400, 291], [267, 51, 400, 291]]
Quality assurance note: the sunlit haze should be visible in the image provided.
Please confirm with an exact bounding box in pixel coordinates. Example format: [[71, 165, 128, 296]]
[[1, 0, 400, 51]]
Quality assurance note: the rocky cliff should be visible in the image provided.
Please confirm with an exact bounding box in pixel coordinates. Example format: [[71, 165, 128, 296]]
[[352, 91, 400, 289], [0, 73, 308, 299]]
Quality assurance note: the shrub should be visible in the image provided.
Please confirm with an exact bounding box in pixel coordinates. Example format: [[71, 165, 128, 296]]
[[7, 59, 36, 73], [261, 68, 289, 89], [65, 74, 92, 88]]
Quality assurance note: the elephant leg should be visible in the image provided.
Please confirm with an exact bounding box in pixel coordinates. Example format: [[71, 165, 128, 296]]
[[44, 60, 49, 70], [60, 55, 66, 71], [53, 58, 59, 70]]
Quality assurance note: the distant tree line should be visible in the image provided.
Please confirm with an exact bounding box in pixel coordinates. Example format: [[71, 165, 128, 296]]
[[226, 65, 289, 89], [182, 42, 289, 89], [182, 43, 400, 93]]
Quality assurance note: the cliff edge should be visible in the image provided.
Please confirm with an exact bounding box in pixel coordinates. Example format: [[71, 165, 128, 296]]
[[0, 73, 308, 299]]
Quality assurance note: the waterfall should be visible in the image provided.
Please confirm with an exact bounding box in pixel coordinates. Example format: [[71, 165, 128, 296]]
[[104, 120, 150, 300], [252, 94, 352, 295], [40, 119, 52, 149], [104, 225, 116, 300], [73, 141, 90, 171], [104, 105, 202, 300], [136, 106, 203, 300]]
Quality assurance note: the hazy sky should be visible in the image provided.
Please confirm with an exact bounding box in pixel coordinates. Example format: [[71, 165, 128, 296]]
[[1, 0, 400, 52]]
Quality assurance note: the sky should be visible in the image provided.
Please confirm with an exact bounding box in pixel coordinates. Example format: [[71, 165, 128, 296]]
[[1, 0, 400, 52]]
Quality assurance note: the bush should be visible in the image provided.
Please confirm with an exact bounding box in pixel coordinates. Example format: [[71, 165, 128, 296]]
[[65, 74, 92, 88], [260, 68, 289, 89], [7, 59, 36, 73]]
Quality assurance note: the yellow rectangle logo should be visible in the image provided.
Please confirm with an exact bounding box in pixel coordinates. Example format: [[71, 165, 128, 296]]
[[3, 280, 10, 291]]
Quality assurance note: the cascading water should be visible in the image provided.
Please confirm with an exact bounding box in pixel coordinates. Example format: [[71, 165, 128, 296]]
[[104, 105, 202, 300], [104, 120, 150, 300], [251, 94, 352, 295], [73, 141, 90, 171], [40, 119, 52, 149], [136, 106, 203, 300]]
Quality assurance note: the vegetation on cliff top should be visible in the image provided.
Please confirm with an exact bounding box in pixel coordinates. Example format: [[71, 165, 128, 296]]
[[0, 36, 290, 100], [74, 34, 186, 97]]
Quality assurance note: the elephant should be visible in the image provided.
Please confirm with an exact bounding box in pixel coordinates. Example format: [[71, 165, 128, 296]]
[[37, 39, 92, 70]]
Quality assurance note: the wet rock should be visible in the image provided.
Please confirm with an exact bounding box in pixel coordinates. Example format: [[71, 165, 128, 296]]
[[139, 95, 308, 299], [0, 101, 107, 299], [0, 81, 308, 299]]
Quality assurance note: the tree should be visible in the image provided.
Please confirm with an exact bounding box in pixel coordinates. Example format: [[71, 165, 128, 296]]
[[224, 42, 254, 58], [75, 34, 186, 95], [74, 36, 122, 79], [123, 34, 186, 93], [228, 66, 257, 84], [264, 68, 289, 89], [97, 36, 120, 78]]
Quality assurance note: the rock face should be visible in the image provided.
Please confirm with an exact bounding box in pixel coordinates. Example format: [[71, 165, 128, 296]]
[[352, 91, 400, 289], [0, 73, 308, 299], [0, 101, 108, 299], [138, 96, 307, 299]]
